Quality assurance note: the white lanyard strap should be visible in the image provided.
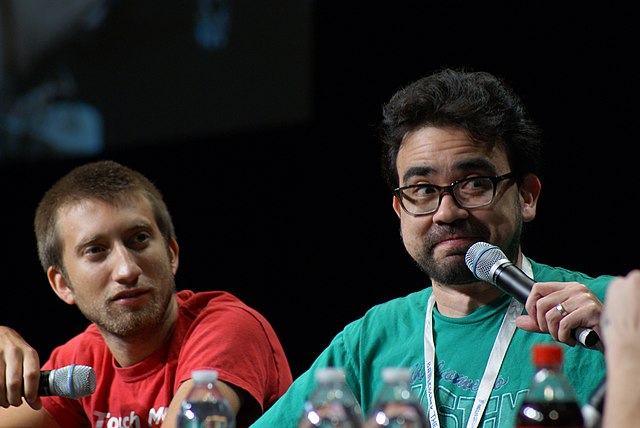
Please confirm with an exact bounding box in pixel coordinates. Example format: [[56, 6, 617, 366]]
[[465, 298, 522, 428], [423, 265, 528, 428]]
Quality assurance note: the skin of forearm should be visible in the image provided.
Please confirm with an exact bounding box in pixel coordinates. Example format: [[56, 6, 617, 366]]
[[602, 343, 640, 427]]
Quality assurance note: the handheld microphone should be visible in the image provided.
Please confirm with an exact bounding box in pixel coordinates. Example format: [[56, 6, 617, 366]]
[[37, 364, 96, 399], [464, 241, 601, 349]]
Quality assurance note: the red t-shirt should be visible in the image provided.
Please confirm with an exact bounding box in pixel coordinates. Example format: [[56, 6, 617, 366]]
[[41, 290, 292, 427]]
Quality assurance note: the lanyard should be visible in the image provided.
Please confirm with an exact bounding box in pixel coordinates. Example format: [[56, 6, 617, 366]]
[[423, 258, 531, 428]]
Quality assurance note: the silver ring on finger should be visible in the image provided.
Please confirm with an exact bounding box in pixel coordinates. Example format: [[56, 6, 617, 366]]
[[555, 303, 568, 317]]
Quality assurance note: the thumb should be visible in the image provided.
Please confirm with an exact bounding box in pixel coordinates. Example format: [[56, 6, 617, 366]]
[[515, 314, 543, 333]]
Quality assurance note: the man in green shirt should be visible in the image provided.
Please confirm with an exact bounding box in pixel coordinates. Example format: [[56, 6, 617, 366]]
[[251, 68, 610, 428]]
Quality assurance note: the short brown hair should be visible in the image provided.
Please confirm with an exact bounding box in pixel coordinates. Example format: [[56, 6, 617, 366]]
[[34, 160, 176, 272]]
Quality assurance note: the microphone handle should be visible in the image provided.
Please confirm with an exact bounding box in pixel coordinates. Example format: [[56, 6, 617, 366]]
[[492, 261, 531, 302], [493, 263, 601, 350], [37, 370, 54, 396]]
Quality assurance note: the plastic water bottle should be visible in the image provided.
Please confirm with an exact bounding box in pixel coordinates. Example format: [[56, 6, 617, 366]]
[[364, 367, 429, 428], [177, 369, 235, 428], [297, 367, 364, 428], [515, 343, 584, 427]]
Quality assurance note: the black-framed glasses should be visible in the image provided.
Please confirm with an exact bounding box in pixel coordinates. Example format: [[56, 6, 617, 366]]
[[393, 172, 516, 216]]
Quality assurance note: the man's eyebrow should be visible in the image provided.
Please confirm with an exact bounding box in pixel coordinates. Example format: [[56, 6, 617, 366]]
[[401, 166, 435, 184], [401, 158, 498, 184]]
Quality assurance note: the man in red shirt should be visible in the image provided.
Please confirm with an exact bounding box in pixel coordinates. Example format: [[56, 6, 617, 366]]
[[0, 160, 292, 427]]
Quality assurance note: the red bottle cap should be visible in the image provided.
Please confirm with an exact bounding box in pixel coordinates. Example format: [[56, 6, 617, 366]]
[[532, 343, 563, 367]]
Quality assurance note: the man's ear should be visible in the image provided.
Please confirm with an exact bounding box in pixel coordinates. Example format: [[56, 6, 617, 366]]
[[47, 266, 76, 305], [520, 173, 542, 223], [168, 238, 179, 275], [392, 195, 402, 219]]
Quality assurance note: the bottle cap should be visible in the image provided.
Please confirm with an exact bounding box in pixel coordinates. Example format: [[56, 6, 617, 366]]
[[381, 367, 411, 383], [315, 367, 346, 383], [191, 369, 219, 383], [532, 343, 563, 367]]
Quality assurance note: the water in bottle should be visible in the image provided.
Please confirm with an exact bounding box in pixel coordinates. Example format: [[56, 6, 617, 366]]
[[364, 367, 429, 428], [297, 367, 363, 428], [177, 369, 235, 428]]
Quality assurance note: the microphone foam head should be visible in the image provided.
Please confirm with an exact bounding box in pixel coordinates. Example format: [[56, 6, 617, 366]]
[[464, 242, 508, 282], [50, 365, 97, 399]]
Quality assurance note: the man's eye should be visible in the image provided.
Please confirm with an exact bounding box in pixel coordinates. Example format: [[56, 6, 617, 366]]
[[462, 178, 492, 192], [413, 186, 437, 197], [84, 246, 104, 256], [131, 232, 151, 246]]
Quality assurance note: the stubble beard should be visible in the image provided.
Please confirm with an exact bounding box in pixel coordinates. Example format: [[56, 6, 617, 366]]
[[415, 250, 476, 285], [102, 282, 175, 338], [75, 276, 176, 339], [413, 211, 523, 286]]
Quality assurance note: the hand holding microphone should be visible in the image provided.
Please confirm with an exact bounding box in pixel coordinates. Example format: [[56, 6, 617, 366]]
[[20, 364, 96, 401], [464, 241, 602, 349]]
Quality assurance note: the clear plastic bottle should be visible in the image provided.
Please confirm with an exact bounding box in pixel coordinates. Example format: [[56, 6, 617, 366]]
[[297, 367, 364, 428], [515, 343, 584, 427], [364, 367, 429, 428], [177, 369, 236, 428]]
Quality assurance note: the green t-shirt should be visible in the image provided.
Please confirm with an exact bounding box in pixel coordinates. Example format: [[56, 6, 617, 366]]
[[251, 259, 611, 428]]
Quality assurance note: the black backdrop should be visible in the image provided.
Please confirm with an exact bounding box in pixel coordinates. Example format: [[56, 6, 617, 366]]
[[2, 4, 638, 378]]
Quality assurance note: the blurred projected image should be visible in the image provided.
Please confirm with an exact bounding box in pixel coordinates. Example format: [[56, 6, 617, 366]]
[[0, 0, 108, 162], [0, 0, 312, 164]]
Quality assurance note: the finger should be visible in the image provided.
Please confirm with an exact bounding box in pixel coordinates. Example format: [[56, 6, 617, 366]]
[[4, 358, 25, 407], [553, 303, 577, 346], [515, 314, 543, 333], [527, 282, 568, 332], [0, 359, 7, 408], [543, 302, 565, 343], [532, 282, 594, 336], [0, 337, 40, 407], [21, 356, 41, 406]]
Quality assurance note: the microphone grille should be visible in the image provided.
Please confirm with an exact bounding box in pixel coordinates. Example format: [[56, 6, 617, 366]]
[[464, 242, 508, 282], [50, 364, 97, 399]]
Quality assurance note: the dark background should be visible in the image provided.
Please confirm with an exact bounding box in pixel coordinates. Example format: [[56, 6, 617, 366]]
[[2, 3, 638, 378]]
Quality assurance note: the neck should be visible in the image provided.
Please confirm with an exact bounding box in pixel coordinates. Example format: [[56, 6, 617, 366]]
[[431, 281, 506, 317]]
